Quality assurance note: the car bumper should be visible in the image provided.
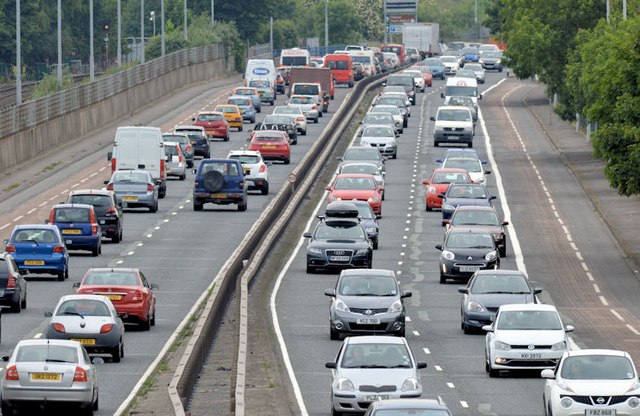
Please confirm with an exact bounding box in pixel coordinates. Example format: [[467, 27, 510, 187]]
[[331, 389, 421, 413], [226, 120, 243, 128], [192, 145, 210, 157], [330, 311, 405, 336], [15, 256, 66, 274], [97, 217, 120, 237], [434, 131, 473, 144], [205, 128, 229, 138], [242, 112, 256, 121], [245, 177, 268, 190], [0, 290, 20, 306], [1, 384, 93, 405], [60, 234, 101, 250], [440, 259, 499, 280], [116, 302, 150, 322], [193, 192, 246, 205], [115, 193, 157, 209], [258, 151, 290, 161], [166, 166, 186, 177], [489, 349, 564, 370], [44, 330, 121, 354], [548, 398, 640, 416], [305, 110, 320, 119], [306, 253, 370, 270]]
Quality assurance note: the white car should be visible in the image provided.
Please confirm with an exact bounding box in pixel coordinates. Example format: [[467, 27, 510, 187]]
[[402, 69, 426, 92], [359, 125, 398, 159], [325, 336, 426, 414], [227, 150, 270, 195], [440, 55, 460, 74], [287, 95, 320, 123], [441, 157, 488, 184], [163, 141, 187, 180], [1, 339, 99, 414], [542, 349, 640, 416], [483, 304, 574, 377], [462, 63, 486, 84], [272, 105, 308, 135]]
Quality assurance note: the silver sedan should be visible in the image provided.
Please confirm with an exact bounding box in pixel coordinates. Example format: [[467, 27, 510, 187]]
[[104, 169, 159, 212], [1, 339, 99, 414]]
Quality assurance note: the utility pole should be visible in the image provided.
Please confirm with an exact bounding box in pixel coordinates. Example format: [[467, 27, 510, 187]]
[[117, 0, 122, 66], [57, 0, 62, 88], [140, 0, 145, 63], [211, 0, 214, 27], [383, 0, 388, 44], [325, 0, 329, 54], [269, 17, 273, 54], [161, 0, 166, 56], [16, 0, 22, 105], [183, 0, 188, 41], [89, 0, 95, 81]]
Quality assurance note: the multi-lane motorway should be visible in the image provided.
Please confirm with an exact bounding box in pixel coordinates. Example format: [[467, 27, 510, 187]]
[[272, 72, 640, 415]]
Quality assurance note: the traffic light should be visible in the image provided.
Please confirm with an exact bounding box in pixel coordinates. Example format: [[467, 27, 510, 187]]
[[103, 20, 111, 32]]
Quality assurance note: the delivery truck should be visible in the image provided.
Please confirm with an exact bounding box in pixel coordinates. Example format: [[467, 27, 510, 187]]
[[287, 67, 335, 100], [402, 22, 441, 58]]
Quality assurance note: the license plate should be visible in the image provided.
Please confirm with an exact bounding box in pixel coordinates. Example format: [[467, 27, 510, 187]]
[[105, 294, 123, 301], [459, 266, 480, 272], [24, 260, 45, 266], [122, 196, 139, 201], [31, 373, 61, 381], [62, 229, 81, 235], [211, 193, 226, 198], [520, 352, 542, 359], [365, 395, 389, 402], [166, 168, 171, 172], [447, 135, 460, 140], [586, 411, 615, 416], [357, 317, 381, 325], [262, 145, 276, 149], [71, 338, 96, 345], [329, 256, 350, 262], [243, 168, 251, 174]]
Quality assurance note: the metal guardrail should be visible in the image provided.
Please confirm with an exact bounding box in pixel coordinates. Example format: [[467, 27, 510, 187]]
[[0, 44, 226, 139]]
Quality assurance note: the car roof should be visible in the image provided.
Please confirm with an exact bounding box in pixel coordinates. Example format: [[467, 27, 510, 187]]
[[13, 224, 59, 232], [51, 203, 94, 210], [163, 141, 179, 146], [336, 173, 377, 179], [474, 269, 526, 277], [433, 168, 469, 173], [57, 294, 114, 303], [499, 303, 558, 312], [346, 335, 405, 345], [370, 398, 450, 411], [85, 267, 139, 273], [68, 189, 114, 197], [565, 349, 630, 358], [438, 105, 472, 112], [113, 169, 152, 175], [454, 205, 497, 212], [175, 125, 206, 130], [15, 339, 85, 348], [340, 268, 395, 277]]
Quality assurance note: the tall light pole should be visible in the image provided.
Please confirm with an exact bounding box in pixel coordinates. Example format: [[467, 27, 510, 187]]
[[16, 0, 22, 105], [183, 0, 188, 41], [150, 11, 156, 37], [57, 0, 62, 88], [211, 0, 214, 27], [161, 0, 165, 56], [140, 0, 145, 63], [269, 17, 273, 54], [624, 0, 627, 19], [89, 0, 95, 81], [324, 0, 329, 54], [474, 0, 478, 40], [117, 0, 122, 66]]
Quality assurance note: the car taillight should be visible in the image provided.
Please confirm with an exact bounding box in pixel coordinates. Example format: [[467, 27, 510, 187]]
[[91, 224, 98, 234], [6, 275, 16, 289], [259, 164, 266, 173], [111, 158, 117, 173], [73, 366, 88, 382], [5, 245, 15, 253], [186, 144, 192, 151], [5, 365, 19, 381], [49, 210, 55, 224], [53, 323, 66, 333], [132, 291, 144, 301], [106, 183, 114, 191], [160, 159, 165, 179], [106, 206, 117, 216], [312, 105, 318, 110], [147, 184, 154, 192], [53, 245, 65, 253], [194, 181, 200, 188], [100, 324, 113, 334], [297, 117, 304, 122]]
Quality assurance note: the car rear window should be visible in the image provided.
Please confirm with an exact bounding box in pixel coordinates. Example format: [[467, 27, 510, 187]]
[[255, 134, 284, 141], [17, 345, 79, 363], [165, 145, 179, 156], [334, 177, 376, 190], [326, 60, 349, 70], [163, 135, 189, 144], [197, 114, 224, 122], [84, 270, 139, 286], [57, 299, 111, 317], [200, 162, 240, 176], [13, 229, 57, 243], [69, 194, 112, 207], [293, 85, 320, 95], [0, 260, 8, 275], [113, 172, 150, 183], [54, 208, 91, 223], [228, 98, 251, 106], [229, 155, 260, 164]]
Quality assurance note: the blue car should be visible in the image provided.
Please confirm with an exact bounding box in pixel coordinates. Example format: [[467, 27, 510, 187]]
[[462, 47, 480, 65], [438, 183, 496, 225], [422, 58, 445, 80], [227, 95, 257, 123], [4, 224, 70, 281], [48, 204, 102, 256]]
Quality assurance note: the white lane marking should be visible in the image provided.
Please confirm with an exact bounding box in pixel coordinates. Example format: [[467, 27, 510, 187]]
[[422, 348, 430, 355], [412, 330, 420, 336], [154, 226, 160, 230], [569, 242, 578, 251], [460, 401, 469, 408], [576, 252, 583, 261], [49, 196, 58, 201], [39, 201, 47, 207], [163, 219, 169, 223], [406, 316, 411, 322], [434, 365, 442, 371], [89, 172, 97, 177], [146, 234, 153, 238], [27, 208, 36, 215], [116, 260, 124, 264], [611, 310, 625, 321], [593, 284, 600, 293], [600, 296, 609, 306], [99, 167, 106, 172], [626, 324, 640, 335], [13, 215, 24, 222], [398, 261, 403, 266], [581, 262, 589, 272], [137, 242, 144, 247], [446, 382, 455, 389], [586, 272, 594, 282], [34, 333, 43, 339], [0, 224, 9, 230]]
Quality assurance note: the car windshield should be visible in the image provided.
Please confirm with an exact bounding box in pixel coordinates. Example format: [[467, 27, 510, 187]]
[[432, 171, 469, 184], [339, 274, 397, 296], [83, 270, 139, 286], [344, 149, 382, 161], [438, 109, 471, 122], [560, 356, 635, 380], [449, 97, 474, 106], [12, 229, 58, 244], [444, 159, 482, 173], [374, 411, 451, 416], [484, 52, 502, 59], [445, 232, 494, 249], [470, 273, 531, 294], [341, 164, 379, 176], [112, 172, 150, 183], [462, 47, 479, 55], [229, 155, 261, 164], [383, 86, 405, 94], [456, 71, 476, 78], [17, 345, 79, 363], [363, 127, 394, 137], [57, 299, 111, 317], [334, 177, 376, 190], [200, 162, 240, 175], [465, 64, 483, 71], [340, 343, 411, 369], [249, 80, 269, 88], [447, 185, 487, 199], [53, 208, 90, 223], [314, 222, 365, 240], [69, 194, 112, 207], [234, 89, 256, 96], [451, 210, 499, 226], [196, 113, 224, 122], [497, 310, 562, 330]]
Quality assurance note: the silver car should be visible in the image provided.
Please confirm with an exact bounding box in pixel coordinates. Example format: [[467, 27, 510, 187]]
[[462, 63, 485, 84], [288, 95, 320, 123], [361, 112, 400, 135], [1, 339, 99, 414], [325, 336, 426, 414], [359, 125, 398, 159], [104, 170, 159, 212], [44, 294, 126, 363], [369, 105, 405, 133], [162, 133, 194, 168], [163, 141, 187, 180], [272, 105, 308, 135]]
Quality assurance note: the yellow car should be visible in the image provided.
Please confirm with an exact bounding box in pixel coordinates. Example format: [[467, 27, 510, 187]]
[[214, 104, 243, 131]]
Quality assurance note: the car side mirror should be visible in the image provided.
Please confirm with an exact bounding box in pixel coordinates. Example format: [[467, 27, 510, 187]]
[[485, 170, 492, 175], [303, 232, 312, 238], [458, 288, 468, 294], [482, 325, 493, 332], [435, 244, 443, 251], [244, 171, 249, 176], [192, 168, 197, 174], [565, 325, 575, 333], [540, 369, 555, 379], [2, 239, 8, 244], [437, 193, 445, 199], [325, 362, 337, 369], [107, 152, 112, 161], [435, 159, 443, 163], [44, 311, 53, 317], [401, 290, 412, 298], [417, 362, 427, 369], [0, 356, 9, 362], [192, 117, 196, 122], [151, 283, 160, 290], [324, 288, 336, 297], [501, 221, 509, 226], [534, 288, 543, 295], [336, 157, 343, 161], [104, 180, 109, 185], [440, 93, 444, 99], [490, 196, 497, 200], [72, 282, 80, 289]]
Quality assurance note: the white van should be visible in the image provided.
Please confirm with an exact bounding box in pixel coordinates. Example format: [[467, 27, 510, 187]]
[[348, 50, 376, 76], [244, 59, 276, 87], [108, 126, 167, 198], [441, 77, 481, 105]]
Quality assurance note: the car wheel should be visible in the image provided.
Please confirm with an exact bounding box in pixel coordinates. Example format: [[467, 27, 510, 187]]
[[331, 407, 343, 416], [306, 264, 315, 274], [439, 273, 446, 284], [150, 308, 156, 326], [2, 401, 13, 416], [303, 129, 307, 136], [373, 238, 378, 250], [203, 171, 225, 193], [403, 119, 408, 128], [426, 204, 432, 212], [500, 244, 507, 258], [292, 139, 298, 145], [261, 183, 269, 195], [330, 327, 340, 340], [238, 125, 243, 132], [141, 315, 151, 331], [112, 230, 121, 243], [284, 158, 290, 165], [91, 245, 99, 257], [187, 161, 193, 168], [238, 197, 248, 212], [463, 323, 473, 334], [314, 118, 318, 124], [21, 294, 27, 309], [348, 82, 354, 88], [397, 327, 405, 337], [179, 173, 186, 181], [93, 390, 99, 411], [433, 141, 439, 147], [319, 111, 323, 118], [489, 368, 499, 378], [112, 340, 122, 363], [392, 152, 397, 160], [193, 200, 203, 211], [468, 142, 473, 148], [10, 298, 20, 313]]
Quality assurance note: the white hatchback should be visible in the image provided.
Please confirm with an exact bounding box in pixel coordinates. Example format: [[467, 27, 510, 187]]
[[227, 150, 270, 195]]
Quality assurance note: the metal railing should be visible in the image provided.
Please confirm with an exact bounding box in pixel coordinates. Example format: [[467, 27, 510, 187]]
[[0, 44, 226, 139]]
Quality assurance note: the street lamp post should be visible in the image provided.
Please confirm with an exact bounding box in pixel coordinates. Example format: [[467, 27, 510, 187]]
[[16, 0, 22, 105], [183, 0, 188, 41], [140, 0, 145, 64], [150, 11, 156, 37], [211, 0, 214, 27], [89, 0, 95, 81], [161, 0, 165, 56], [324, 0, 329, 54], [117, 0, 122, 66], [57, 0, 62, 88]]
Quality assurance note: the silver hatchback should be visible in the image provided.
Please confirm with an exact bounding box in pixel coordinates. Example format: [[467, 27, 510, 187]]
[[105, 170, 160, 212]]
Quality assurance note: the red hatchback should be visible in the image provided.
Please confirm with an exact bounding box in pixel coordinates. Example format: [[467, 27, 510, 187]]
[[422, 168, 472, 211], [247, 130, 291, 164], [192, 111, 229, 140], [325, 174, 383, 217], [413, 65, 434, 87], [74, 268, 158, 330]]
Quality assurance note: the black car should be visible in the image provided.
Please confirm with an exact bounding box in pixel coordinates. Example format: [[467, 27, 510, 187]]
[[435, 227, 500, 284], [350, 201, 380, 249], [304, 214, 373, 274], [365, 398, 453, 416], [0, 253, 27, 313], [458, 269, 541, 333], [445, 205, 508, 257], [254, 115, 298, 145], [439, 183, 496, 225], [66, 189, 124, 243], [179, 130, 210, 158]]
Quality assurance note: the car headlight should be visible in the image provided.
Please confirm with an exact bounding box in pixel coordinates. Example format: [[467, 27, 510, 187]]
[[496, 60, 501, 64], [401, 377, 420, 392], [551, 341, 567, 351], [335, 299, 350, 313], [494, 340, 511, 351], [443, 203, 455, 211], [388, 299, 403, 314], [485, 251, 497, 261], [428, 186, 437, 194], [309, 247, 322, 254], [560, 397, 573, 409], [479, 59, 484, 64], [466, 301, 485, 312], [355, 248, 370, 256], [365, 227, 377, 233], [335, 197, 342, 201], [335, 377, 355, 391], [442, 250, 455, 261], [368, 197, 380, 203], [629, 397, 640, 409]]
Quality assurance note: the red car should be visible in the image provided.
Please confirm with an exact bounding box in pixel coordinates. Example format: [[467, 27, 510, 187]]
[[73, 268, 158, 330], [247, 130, 291, 164], [422, 168, 472, 211], [192, 111, 230, 140], [325, 173, 383, 217], [412, 65, 434, 87]]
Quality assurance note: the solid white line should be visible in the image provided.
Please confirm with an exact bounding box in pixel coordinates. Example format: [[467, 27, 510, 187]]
[[611, 309, 624, 321], [626, 324, 640, 335]]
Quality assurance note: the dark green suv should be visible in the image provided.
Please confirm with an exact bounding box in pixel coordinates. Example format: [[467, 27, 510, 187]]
[[193, 159, 248, 211]]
